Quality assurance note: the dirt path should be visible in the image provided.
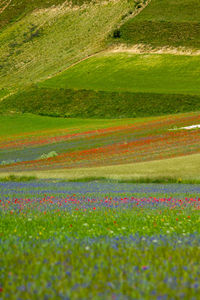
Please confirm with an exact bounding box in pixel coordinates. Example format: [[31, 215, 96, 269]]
[[0, 0, 12, 15], [109, 44, 200, 56]]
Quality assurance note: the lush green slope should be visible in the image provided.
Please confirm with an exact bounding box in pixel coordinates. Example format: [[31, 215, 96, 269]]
[[114, 0, 200, 49], [40, 53, 200, 95], [0, 0, 68, 30], [1, 87, 200, 118], [0, 113, 143, 137], [1, 0, 200, 120], [0, 0, 137, 93], [2, 52, 199, 118]]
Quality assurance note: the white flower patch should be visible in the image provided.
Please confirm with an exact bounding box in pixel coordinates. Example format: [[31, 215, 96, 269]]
[[169, 124, 200, 131]]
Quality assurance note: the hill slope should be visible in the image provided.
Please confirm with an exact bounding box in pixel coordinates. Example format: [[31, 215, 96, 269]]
[[114, 0, 200, 49], [0, 0, 200, 119], [0, 0, 138, 94], [2, 52, 199, 118]]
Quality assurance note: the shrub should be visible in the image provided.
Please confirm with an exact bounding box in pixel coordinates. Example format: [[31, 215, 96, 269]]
[[113, 29, 121, 38], [39, 151, 58, 160]]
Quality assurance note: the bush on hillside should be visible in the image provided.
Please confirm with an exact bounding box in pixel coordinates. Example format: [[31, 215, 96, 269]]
[[39, 151, 58, 160], [113, 29, 121, 38]]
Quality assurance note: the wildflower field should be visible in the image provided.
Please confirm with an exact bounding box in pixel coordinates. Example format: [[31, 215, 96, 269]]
[[0, 112, 200, 172], [0, 180, 200, 299]]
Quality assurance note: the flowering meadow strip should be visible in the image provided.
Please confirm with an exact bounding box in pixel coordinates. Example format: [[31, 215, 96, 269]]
[[0, 181, 200, 299], [0, 112, 200, 171], [0, 112, 199, 150], [1, 127, 200, 171]]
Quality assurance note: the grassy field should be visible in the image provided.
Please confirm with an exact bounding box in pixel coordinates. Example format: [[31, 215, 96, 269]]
[[0, 0, 93, 29], [2, 53, 200, 118], [1, 181, 200, 298], [0, 113, 144, 137], [0, 0, 137, 93], [2, 87, 200, 118], [40, 53, 200, 95], [115, 0, 200, 49]]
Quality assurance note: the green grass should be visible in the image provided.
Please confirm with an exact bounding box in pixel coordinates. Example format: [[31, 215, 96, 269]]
[[2, 87, 200, 118], [0, 0, 94, 30], [0, 0, 136, 92], [65, 176, 200, 185], [40, 53, 200, 95], [0, 174, 37, 182], [115, 0, 200, 48], [0, 113, 151, 137], [3, 53, 200, 118], [1, 174, 199, 184]]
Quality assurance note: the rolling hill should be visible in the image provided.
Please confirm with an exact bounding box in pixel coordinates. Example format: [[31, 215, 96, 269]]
[[114, 0, 200, 49], [0, 0, 138, 94], [1, 0, 200, 118], [1, 52, 200, 118]]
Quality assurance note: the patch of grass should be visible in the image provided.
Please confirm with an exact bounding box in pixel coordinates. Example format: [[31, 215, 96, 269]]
[[118, 21, 200, 49], [0, 174, 37, 182], [1, 86, 200, 118], [65, 176, 200, 184], [39, 53, 200, 95], [115, 0, 200, 48], [0, 0, 136, 90], [0, 88, 9, 99], [0, 0, 97, 30], [4, 52, 197, 118], [0, 113, 146, 137]]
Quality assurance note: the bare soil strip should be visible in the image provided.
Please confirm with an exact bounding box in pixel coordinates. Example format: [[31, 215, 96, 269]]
[[0, 0, 12, 15], [109, 44, 200, 56]]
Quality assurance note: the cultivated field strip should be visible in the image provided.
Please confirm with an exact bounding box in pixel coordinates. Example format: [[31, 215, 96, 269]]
[[0, 112, 199, 171]]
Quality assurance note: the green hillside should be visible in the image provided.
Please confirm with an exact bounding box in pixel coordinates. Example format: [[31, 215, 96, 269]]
[[0, 0, 200, 119], [41, 53, 200, 95], [0, 0, 69, 29], [115, 0, 200, 49], [0, 0, 137, 93], [2, 52, 199, 118]]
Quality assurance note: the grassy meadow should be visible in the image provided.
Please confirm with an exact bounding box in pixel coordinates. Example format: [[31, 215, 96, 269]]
[[116, 0, 200, 49], [0, 0, 137, 93], [2, 53, 200, 118], [40, 53, 200, 95]]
